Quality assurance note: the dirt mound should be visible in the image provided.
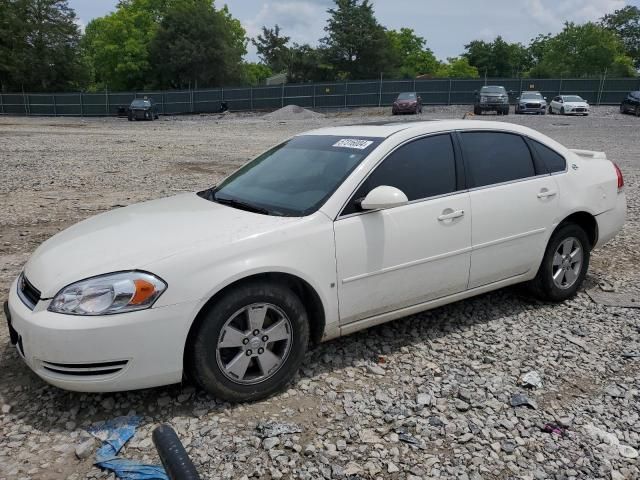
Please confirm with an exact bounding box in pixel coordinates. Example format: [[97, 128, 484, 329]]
[[263, 104, 325, 120]]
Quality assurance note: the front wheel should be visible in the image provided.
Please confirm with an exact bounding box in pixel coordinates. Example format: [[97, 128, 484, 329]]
[[528, 223, 590, 302], [635, 106, 640, 117], [187, 282, 309, 402], [561, 107, 565, 115], [548, 106, 554, 114]]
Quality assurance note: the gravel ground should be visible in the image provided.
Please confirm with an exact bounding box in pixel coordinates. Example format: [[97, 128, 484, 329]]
[[1, 106, 639, 480]]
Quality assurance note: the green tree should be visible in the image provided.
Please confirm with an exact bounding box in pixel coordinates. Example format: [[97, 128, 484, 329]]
[[251, 25, 291, 73], [0, 0, 86, 91], [149, 0, 246, 89], [82, 0, 162, 90], [241, 62, 272, 86], [386, 28, 439, 78], [435, 57, 479, 78], [601, 6, 640, 69], [529, 22, 635, 77], [321, 0, 392, 79], [464, 36, 531, 77]]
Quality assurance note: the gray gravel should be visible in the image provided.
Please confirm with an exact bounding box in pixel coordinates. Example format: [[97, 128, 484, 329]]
[[1, 106, 639, 479]]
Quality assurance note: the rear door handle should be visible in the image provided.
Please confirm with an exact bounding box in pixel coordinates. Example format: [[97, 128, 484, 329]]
[[438, 209, 465, 221], [537, 188, 557, 198]]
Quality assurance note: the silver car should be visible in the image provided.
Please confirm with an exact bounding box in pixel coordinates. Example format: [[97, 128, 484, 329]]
[[515, 91, 547, 115]]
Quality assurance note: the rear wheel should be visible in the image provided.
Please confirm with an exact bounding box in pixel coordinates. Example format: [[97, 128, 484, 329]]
[[635, 106, 640, 117], [528, 223, 590, 302], [187, 281, 309, 402], [620, 104, 626, 114], [561, 107, 565, 115]]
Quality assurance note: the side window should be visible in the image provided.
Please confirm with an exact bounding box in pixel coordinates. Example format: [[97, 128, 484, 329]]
[[530, 139, 566, 173], [342, 134, 457, 215], [461, 132, 535, 188]]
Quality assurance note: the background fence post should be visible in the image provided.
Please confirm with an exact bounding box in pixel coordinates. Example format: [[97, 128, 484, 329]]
[[448, 79, 452, 105], [378, 74, 382, 107], [79, 91, 84, 117], [53, 94, 57, 116], [161, 92, 166, 115], [344, 81, 348, 108], [250, 85, 253, 111], [281, 83, 284, 108], [558, 77, 563, 95], [313, 84, 316, 109], [0, 92, 4, 115], [105, 87, 109, 116]]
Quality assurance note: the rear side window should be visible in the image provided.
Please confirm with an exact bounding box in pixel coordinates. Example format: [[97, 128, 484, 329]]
[[342, 134, 457, 215], [530, 139, 566, 173], [461, 132, 535, 188]]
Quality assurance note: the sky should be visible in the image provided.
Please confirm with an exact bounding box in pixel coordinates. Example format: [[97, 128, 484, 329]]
[[70, 0, 640, 61]]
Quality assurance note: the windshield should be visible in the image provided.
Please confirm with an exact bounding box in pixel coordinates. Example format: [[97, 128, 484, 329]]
[[480, 86, 506, 94], [131, 99, 151, 107], [205, 135, 382, 216], [562, 96, 584, 102], [521, 92, 543, 99], [397, 92, 417, 100]]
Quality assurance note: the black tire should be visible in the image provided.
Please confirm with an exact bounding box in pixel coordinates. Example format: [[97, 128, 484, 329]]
[[474, 106, 481, 115], [549, 105, 553, 114], [561, 107, 565, 115], [187, 281, 309, 402], [503, 107, 509, 115], [128, 114, 133, 121], [635, 106, 640, 117], [620, 104, 626, 114], [528, 223, 591, 302]]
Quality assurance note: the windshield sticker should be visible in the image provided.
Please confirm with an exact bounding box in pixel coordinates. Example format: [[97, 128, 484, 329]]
[[332, 139, 374, 150]]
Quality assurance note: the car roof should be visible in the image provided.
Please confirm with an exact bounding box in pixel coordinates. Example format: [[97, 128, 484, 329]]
[[301, 120, 540, 139]]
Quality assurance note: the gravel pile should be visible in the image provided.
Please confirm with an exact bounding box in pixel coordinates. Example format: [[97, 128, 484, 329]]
[[1, 106, 639, 479], [263, 104, 326, 121]]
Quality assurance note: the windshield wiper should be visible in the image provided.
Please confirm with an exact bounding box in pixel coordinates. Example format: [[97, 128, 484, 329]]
[[214, 195, 271, 215]]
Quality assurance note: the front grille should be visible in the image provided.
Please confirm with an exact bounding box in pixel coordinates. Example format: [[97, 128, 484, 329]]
[[40, 359, 129, 377], [18, 274, 41, 310], [574, 108, 586, 112], [525, 103, 541, 108]]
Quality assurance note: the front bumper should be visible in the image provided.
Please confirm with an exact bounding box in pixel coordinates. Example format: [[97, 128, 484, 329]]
[[563, 107, 590, 115], [131, 109, 152, 120], [518, 104, 546, 113], [5, 278, 199, 392], [478, 103, 508, 110], [392, 104, 418, 113]]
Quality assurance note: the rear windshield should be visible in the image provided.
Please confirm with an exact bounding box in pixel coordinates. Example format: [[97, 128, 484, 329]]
[[481, 86, 506, 94], [397, 92, 417, 100], [131, 99, 151, 107], [207, 135, 382, 216]]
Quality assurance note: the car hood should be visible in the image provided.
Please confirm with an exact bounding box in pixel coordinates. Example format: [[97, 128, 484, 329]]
[[24, 193, 298, 297], [520, 98, 545, 103]]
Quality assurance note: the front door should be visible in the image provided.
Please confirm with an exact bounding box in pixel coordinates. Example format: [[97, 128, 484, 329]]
[[334, 133, 472, 324]]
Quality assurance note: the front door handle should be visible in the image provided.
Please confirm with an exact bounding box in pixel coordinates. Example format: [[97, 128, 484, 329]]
[[438, 209, 465, 221], [537, 188, 557, 199]]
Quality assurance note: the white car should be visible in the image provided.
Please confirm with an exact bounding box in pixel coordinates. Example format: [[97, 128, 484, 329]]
[[549, 95, 590, 115], [5, 121, 626, 402]]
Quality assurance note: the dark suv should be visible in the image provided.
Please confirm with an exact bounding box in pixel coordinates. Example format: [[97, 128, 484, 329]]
[[620, 91, 640, 116], [474, 86, 510, 115]]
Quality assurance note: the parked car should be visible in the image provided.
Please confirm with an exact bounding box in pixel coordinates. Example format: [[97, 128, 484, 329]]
[[515, 91, 547, 115], [5, 121, 626, 401], [620, 91, 640, 116], [474, 85, 510, 115], [128, 98, 159, 121], [392, 92, 422, 115], [549, 95, 590, 115]]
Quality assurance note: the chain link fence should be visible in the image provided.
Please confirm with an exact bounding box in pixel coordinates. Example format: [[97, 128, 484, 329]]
[[2, 77, 639, 116]]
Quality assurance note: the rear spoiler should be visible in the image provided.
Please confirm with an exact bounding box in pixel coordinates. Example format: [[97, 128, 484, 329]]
[[570, 149, 607, 160]]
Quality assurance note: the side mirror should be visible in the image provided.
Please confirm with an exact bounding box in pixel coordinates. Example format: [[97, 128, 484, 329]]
[[360, 186, 408, 211], [544, 97, 547, 100]]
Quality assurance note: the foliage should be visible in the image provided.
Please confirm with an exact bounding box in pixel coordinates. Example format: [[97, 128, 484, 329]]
[[463, 36, 531, 77], [386, 28, 439, 78], [529, 22, 635, 78], [241, 63, 272, 86], [149, 1, 246, 89], [0, 0, 86, 92], [251, 25, 290, 74], [601, 6, 640, 69], [320, 0, 392, 80], [435, 57, 479, 78]]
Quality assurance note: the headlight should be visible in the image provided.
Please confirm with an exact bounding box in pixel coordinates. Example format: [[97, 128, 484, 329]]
[[480, 96, 488, 103], [48, 271, 167, 316]]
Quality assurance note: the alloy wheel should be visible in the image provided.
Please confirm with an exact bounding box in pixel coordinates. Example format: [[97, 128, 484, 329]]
[[215, 303, 293, 385], [552, 237, 583, 289]]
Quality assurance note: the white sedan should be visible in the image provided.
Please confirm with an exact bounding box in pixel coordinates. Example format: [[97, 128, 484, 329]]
[[549, 95, 590, 115], [5, 121, 626, 402]]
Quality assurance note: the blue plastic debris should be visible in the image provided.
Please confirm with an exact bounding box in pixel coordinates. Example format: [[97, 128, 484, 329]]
[[88, 415, 168, 480]]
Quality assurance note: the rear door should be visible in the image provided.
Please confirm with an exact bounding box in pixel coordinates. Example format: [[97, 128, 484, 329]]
[[460, 131, 560, 289], [334, 133, 471, 324]]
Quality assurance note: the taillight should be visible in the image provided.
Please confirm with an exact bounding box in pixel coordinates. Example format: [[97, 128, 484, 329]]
[[613, 162, 624, 192]]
